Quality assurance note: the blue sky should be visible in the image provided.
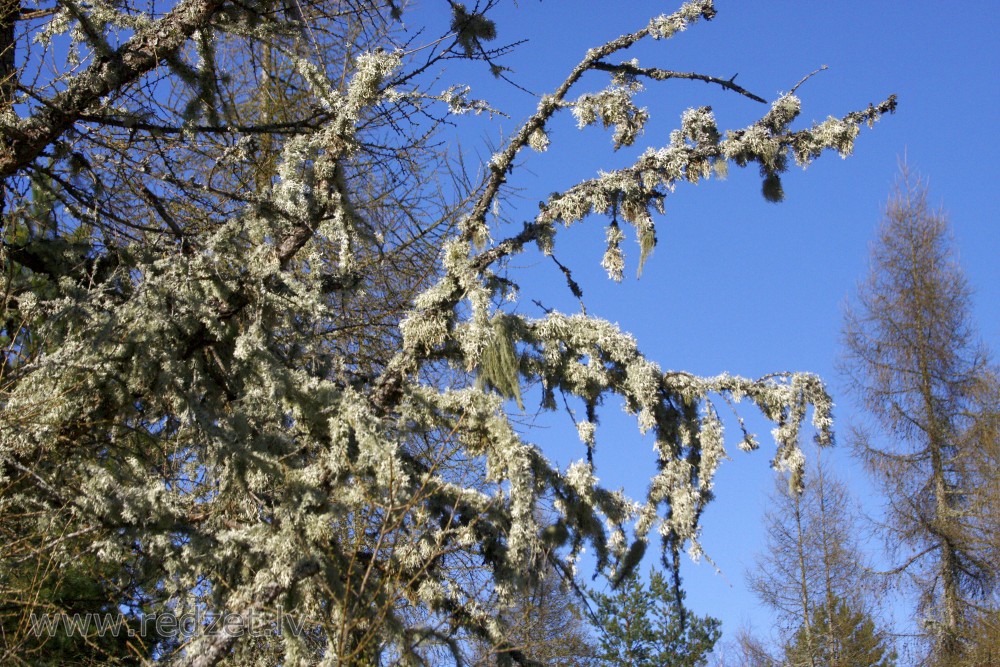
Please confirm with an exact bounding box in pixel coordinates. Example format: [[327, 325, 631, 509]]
[[406, 0, 1000, 652]]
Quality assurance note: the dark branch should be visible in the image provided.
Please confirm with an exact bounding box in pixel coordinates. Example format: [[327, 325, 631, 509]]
[[591, 61, 767, 103]]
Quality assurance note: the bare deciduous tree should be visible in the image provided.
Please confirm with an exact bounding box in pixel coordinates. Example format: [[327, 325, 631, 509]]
[[842, 166, 996, 664], [743, 456, 895, 667]]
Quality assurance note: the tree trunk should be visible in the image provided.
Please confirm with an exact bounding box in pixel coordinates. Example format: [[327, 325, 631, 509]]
[[793, 491, 817, 667]]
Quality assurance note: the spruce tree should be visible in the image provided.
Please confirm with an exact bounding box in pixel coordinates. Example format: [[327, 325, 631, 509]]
[[1, 1, 895, 663]]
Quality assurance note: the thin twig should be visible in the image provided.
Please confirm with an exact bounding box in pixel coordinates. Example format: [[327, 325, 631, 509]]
[[790, 64, 829, 95]]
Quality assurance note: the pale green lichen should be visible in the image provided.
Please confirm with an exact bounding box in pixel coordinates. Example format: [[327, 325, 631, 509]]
[[2, 0, 885, 659]]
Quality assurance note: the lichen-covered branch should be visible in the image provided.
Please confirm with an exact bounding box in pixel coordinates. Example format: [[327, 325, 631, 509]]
[[0, 1, 894, 664], [0, 0, 228, 178]]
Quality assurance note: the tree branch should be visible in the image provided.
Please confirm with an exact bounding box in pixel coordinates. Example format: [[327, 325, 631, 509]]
[[170, 558, 320, 667], [462, 1, 716, 234], [0, 0, 228, 178], [590, 61, 766, 103]]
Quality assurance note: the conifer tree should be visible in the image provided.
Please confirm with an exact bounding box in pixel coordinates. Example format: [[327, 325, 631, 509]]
[[783, 595, 895, 667], [1, 1, 896, 663], [842, 167, 996, 664], [589, 567, 720, 667], [743, 459, 895, 667]]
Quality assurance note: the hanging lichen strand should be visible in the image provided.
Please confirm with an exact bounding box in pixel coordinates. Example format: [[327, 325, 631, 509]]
[[0, 0, 891, 663]]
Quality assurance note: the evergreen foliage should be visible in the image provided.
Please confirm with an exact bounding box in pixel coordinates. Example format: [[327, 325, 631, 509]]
[[783, 595, 896, 667], [589, 568, 720, 667]]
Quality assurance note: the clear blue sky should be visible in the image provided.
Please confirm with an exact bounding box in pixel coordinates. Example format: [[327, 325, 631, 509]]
[[406, 0, 1000, 652]]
